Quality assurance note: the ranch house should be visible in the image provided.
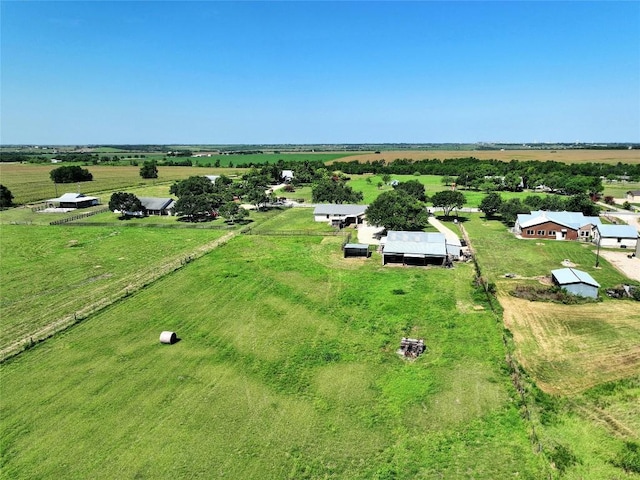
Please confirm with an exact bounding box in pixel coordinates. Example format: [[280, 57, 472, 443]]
[[313, 204, 367, 227], [551, 268, 600, 299], [514, 211, 601, 241], [46, 193, 99, 209], [593, 224, 639, 249], [626, 190, 640, 202], [139, 197, 175, 216]]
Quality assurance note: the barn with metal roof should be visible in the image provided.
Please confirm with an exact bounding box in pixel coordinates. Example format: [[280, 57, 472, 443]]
[[381, 231, 449, 266], [551, 268, 600, 298]]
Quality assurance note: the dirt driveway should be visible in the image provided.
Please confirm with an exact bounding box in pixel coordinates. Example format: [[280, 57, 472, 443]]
[[597, 250, 640, 282]]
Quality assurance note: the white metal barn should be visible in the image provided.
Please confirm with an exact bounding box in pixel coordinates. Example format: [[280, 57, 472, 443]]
[[593, 225, 639, 249]]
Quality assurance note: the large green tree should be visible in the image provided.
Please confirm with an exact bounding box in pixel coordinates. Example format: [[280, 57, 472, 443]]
[[393, 179, 426, 202], [218, 202, 248, 224], [0, 185, 13, 208], [311, 178, 363, 204], [478, 192, 503, 217], [0, 184, 14, 208], [108, 192, 144, 217], [170, 176, 214, 197], [173, 194, 213, 221], [499, 198, 530, 225], [139, 160, 158, 179], [365, 190, 428, 231], [50, 165, 93, 183], [430, 190, 466, 216]]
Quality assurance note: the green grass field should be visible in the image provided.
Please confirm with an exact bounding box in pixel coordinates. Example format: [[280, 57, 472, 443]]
[[461, 214, 640, 479], [0, 164, 240, 205], [0, 227, 552, 479], [191, 152, 355, 167]]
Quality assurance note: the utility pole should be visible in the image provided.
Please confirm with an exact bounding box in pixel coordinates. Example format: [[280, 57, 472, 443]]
[[594, 233, 601, 268]]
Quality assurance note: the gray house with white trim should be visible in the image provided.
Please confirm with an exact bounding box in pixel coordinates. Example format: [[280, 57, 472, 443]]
[[313, 204, 367, 227]]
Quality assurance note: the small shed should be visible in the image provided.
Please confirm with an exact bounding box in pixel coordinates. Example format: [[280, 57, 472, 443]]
[[343, 243, 370, 258], [159, 331, 177, 344], [551, 268, 600, 298]]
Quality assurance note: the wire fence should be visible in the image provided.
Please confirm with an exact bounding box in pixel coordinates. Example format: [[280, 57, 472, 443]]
[[49, 207, 110, 225], [0, 231, 237, 363]]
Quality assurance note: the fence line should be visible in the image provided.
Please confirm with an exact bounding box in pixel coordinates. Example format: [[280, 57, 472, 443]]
[[49, 207, 109, 225], [243, 228, 342, 236], [458, 223, 547, 465], [0, 231, 237, 363]]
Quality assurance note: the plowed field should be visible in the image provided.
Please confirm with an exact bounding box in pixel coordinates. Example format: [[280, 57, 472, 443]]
[[335, 149, 640, 164]]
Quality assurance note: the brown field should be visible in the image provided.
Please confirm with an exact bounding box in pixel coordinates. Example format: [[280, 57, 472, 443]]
[[0, 164, 241, 205], [500, 294, 640, 395], [335, 149, 640, 164]]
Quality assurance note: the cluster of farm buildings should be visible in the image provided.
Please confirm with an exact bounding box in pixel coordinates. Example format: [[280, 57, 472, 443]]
[[43, 182, 639, 299]]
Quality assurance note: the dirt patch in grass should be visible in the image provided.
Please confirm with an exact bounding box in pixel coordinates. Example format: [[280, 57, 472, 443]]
[[499, 294, 640, 395]]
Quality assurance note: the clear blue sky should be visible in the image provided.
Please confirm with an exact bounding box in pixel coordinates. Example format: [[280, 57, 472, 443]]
[[1, 1, 639, 144]]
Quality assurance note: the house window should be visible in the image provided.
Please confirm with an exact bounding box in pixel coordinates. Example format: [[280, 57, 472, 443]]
[[537, 230, 545, 236], [548, 230, 555, 236], [526, 229, 534, 235]]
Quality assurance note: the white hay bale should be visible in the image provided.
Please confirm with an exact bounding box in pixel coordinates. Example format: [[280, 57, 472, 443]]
[[159, 331, 177, 344]]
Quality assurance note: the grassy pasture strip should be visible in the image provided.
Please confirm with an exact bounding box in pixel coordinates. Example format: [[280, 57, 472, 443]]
[[335, 149, 640, 164], [0, 234, 550, 478], [191, 152, 356, 167], [346, 174, 553, 206], [0, 226, 236, 361]]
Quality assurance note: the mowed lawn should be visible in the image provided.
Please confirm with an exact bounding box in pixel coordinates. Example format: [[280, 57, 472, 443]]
[[0, 234, 549, 479], [0, 225, 230, 353]]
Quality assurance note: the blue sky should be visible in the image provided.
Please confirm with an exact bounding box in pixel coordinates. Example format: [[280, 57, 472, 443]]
[[1, 1, 638, 144]]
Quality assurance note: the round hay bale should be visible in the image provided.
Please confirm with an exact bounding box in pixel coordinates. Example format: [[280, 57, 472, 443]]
[[159, 331, 177, 344]]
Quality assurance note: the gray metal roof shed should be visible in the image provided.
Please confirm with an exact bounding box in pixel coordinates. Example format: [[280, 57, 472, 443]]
[[551, 268, 600, 298]]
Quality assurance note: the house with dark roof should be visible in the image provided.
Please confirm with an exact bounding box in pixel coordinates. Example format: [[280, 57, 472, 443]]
[[514, 211, 601, 241], [138, 197, 175, 216], [551, 268, 600, 298], [626, 190, 640, 202], [313, 204, 367, 227], [593, 224, 638, 249], [46, 193, 99, 209]]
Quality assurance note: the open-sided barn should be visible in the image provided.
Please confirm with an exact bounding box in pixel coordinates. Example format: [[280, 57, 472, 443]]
[[381, 231, 450, 266], [46, 193, 99, 209]]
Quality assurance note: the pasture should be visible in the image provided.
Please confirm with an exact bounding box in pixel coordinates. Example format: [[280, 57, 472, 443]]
[[0, 229, 550, 478], [0, 164, 239, 205], [0, 225, 232, 357]]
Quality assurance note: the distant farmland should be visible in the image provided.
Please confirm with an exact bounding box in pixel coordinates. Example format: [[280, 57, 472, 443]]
[[335, 149, 640, 165]]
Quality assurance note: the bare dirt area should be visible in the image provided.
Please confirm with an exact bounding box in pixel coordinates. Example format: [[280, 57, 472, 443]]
[[336, 149, 640, 164], [499, 294, 640, 396], [597, 250, 640, 282]]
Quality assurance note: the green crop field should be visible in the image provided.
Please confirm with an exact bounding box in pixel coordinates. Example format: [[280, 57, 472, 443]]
[[0, 223, 553, 479]]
